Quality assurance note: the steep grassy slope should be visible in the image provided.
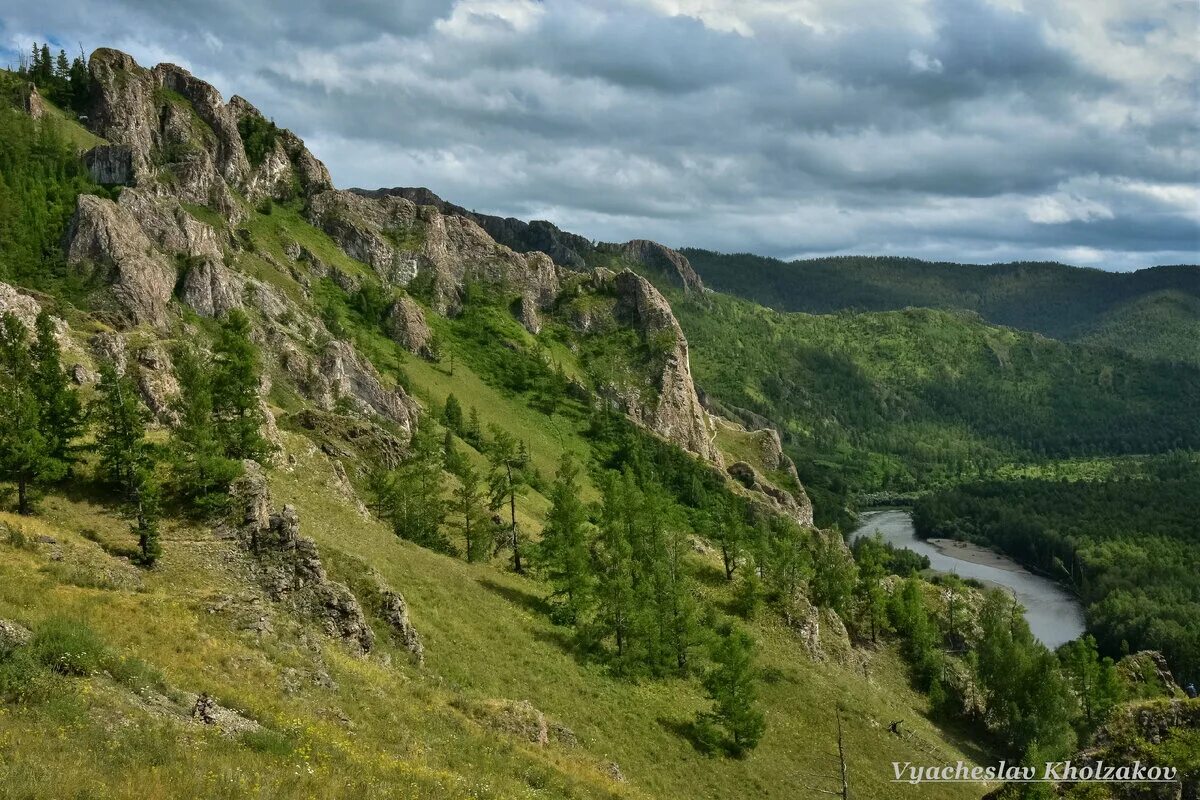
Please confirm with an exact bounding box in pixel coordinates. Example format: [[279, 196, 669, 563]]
[[679, 249, 1200, 355], [0, 426, 992, 800]]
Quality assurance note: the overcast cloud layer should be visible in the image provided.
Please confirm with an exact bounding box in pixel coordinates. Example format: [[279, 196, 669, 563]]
[[3, 0, 1197, 269]]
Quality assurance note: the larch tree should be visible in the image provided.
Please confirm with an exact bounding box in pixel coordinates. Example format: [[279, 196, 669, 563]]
[[538, 452, 593, 624]]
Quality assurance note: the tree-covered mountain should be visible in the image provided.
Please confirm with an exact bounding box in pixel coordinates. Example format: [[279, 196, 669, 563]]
[[679, 249, 1200, 361], [0, 46, 1196, 800]]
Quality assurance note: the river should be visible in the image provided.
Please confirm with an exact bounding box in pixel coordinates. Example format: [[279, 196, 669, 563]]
[[852, 509, 1086, 649]]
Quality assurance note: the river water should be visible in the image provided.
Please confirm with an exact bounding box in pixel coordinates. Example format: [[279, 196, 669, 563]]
[[852, 509, 1086, 650]]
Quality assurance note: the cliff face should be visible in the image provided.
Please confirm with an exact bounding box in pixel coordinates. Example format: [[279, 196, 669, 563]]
[[306, 189, 560, 331]]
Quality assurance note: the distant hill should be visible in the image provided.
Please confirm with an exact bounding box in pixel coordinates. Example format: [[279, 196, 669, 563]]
[[679, 250, 1200, 357]]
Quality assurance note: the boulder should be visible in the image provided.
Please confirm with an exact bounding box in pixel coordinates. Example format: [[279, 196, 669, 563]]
[[21, 82, 44, 119], [0, 619, 33, 653]]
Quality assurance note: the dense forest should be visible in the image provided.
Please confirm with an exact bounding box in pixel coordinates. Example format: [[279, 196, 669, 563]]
[[669, 290, 1200, 526], [680, 249, 1200, 362], [912, 459, 1200, 685]]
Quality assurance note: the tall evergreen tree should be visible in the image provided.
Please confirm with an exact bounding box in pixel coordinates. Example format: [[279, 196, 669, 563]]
[[93, 361, 151, 501], [31, 312, 82, 471], [1059, 634, 1122, 735], [594, 472, 636, 659], [699, 624, 766, 756], [169, 345, 242, 516], [487, 426, 528, 573], [378, 417, 449, 552], [211, 310, 268, 461], [443, 393, 463, 434], [538, 453, 593, 624], [451, 461, 490, 562], [0, 313, 61, 514]]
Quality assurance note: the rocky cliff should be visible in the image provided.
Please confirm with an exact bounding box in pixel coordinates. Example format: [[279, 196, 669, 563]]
[[353, 186, 705, 294]]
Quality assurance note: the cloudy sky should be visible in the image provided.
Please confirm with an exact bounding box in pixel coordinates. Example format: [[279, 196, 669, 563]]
[[3, 0, 1197, 269]]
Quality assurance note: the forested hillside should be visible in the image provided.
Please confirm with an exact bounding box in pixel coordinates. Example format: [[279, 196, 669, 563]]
[[664, 290, 1200, 525], [912, 458, 1200, 686], [679, 250, 1200, 361]]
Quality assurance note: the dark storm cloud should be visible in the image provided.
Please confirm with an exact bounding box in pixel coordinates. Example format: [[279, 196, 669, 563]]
[[2, 0, 1196, 269]]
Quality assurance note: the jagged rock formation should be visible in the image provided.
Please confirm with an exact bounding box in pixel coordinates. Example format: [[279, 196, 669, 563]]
[[354, 186, 595, 270], [1118, 651, 1186, 698], [606, 270, 721, 463], [20, 82, 44, 119], [65, 195, 175, 328], [306, 189, 560, 330], [352, 187, 706, 294], [379, 586, 424, 665], [384, 295, 434, 358], [231, 462, 375, 654]]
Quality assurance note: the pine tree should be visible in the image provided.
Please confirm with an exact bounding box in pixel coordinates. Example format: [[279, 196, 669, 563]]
[[487, 426, 528, 573], [134, 475, 163, 566], [384, 417, 449, 551], [594, 473, 636, 658], [451, 461, 490, 562], [31, 311, 82, 471], [0, 313, 61, 514], [853, 533, 889, 643], [464, 405, 483, 448], [211, 310, 268, 460], [1059, 634, 1122, 734], [93, 360, 151, 501], [54, 50, 69, 80], [706, 498, 746, 581], [699, 624, 766, 756], [170, 345, 242, 516], [538, 453, 593, 624], [443, 393, 463, 434]]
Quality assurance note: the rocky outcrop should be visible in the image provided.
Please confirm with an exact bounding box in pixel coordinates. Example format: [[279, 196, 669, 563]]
[[384, 296, 433, 358], [612, 239, 704, 295], [306, 189, 560, 330], [1118, 651, 1185, 699], [320, 341, 419, 434], [231, 462, 374, 654], [352, 187, 594, 270], [65, 195, 175, 328], [379, 588, 424, 665], [0, 282, 47, 333], [726, 451, 814, 527], [180, 258, 244, 318], [134, 342, 180, 423], [84, 145, 134, 185], [605, 270, 720, 463], [85, 48, 329, 204], [21, 82, 45, 119]]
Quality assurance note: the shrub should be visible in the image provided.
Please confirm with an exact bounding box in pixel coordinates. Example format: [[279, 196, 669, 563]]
[[0, 648, 61, 703], [30, 617, 109, 676]]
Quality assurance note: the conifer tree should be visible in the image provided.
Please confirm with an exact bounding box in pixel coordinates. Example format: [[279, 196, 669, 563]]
[[464, 405, 483, 448], [211, 310, 268, 460], [538, 453, 593, 624], [443, 393, 463, 434], [487, 426, 528, 573], [451, 461, 490, 562], [170, 345, 242, 516], [1059, 634, 1122, 734], [382, 417, 449, 551], [134, 475, 163, 567], [93, 360, 151, 501], [31, 311, 82, 470], [0, 313, 61, 514], [594, 472, 636, 658], [699, 624, 766, 756]]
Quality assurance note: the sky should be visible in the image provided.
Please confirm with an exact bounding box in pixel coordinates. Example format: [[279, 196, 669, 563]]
[[3, 0, 1198, 270]]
